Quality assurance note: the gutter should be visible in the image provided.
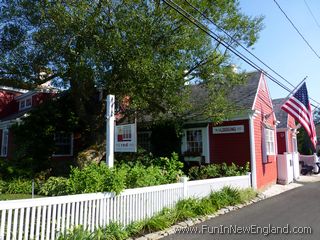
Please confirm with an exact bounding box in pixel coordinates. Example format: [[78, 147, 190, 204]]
[[249, 111, 257, 189]]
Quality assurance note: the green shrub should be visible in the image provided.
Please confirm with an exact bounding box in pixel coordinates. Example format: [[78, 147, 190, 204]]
[[57, 226, 93, 240], [103, 222, 128, 240], [0, 179, 7, 194], [188, 162, 250, 180], [175, 198, 199, 220], [123, 163, 166, 188], [239, 188, 258, 203], [143, 208, 177, 233], [208, 191, 229, 209], [6, 178, 36, 194], [154, 153, 184, 183], [68, 163, 126, 195], [220, 186, 241, 205], [194, 197, 216, 215], [125, 221, 146, 237], [39, 177, 69, 196]]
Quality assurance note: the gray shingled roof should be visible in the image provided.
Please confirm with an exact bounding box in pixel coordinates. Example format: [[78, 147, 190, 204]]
[[189, 71, 261, 114], [272, 98, 288, 128], [227, 71, 261, 110]]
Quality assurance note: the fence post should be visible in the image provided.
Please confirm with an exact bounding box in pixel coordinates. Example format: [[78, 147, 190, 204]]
[[180, 176, 189, 199]]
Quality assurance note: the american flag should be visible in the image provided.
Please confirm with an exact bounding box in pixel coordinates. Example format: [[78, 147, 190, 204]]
[[281, 82, 317, 149]]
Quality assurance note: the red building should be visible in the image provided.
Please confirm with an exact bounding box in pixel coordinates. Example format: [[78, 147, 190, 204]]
[[272, 98, 299, 154], [0, 86, 74, 161], [181, 72, 278, 189]]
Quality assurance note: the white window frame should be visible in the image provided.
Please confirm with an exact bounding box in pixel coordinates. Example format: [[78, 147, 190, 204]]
[[185, 129, 203, 154], [182, 127, 210, 163], [1, 129, 9, 157], [53, 133, 73, 157], [265, 128, 275, 155], [19, 97, 32, 110]]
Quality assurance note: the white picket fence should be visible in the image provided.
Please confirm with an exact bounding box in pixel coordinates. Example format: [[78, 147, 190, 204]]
[[0, 174, 251, 240]]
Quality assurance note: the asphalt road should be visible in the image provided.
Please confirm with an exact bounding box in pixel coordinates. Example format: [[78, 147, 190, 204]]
[[162, 182, 320, 240]]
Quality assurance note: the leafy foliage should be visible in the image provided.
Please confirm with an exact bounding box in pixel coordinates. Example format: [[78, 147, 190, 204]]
[[39, 177, 69, 196], [0, 179, 7, 194], [0, 0, 263, 128], [10, 93, 80, 175], [67, 163, 126, 195], [188, 162, 250, 180], [6, 178, 36, 194]]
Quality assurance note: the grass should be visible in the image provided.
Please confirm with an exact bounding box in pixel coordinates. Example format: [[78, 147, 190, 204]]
[[0, 194, 42, 201]]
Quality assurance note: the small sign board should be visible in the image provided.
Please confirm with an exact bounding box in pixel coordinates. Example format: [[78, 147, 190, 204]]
[[115, 123, 137, 152], [212, 125, 244, 134]]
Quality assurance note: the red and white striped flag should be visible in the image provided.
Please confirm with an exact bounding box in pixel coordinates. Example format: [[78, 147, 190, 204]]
[[281, 82, 317, 149]]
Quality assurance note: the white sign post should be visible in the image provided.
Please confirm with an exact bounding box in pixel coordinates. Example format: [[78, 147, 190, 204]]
[[106, 95, 115, 167]]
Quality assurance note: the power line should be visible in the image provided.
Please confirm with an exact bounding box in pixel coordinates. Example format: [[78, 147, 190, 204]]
[[183, 0, 320, 108], [162, 0, 290, 90], [183, 0, 295, 89], [273, 0, 320, 60], [162, 0, 320, 109], [303, 0, 320, 29]]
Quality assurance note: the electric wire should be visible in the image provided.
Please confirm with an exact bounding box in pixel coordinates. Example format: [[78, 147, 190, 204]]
[[303, 0, 320, 30], [183, 0, 320, 108], [273, 0, 320, 60], [162, 0, 320, 109]]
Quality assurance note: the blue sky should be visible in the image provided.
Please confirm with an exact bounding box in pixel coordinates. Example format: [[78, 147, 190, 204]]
[[237, 0, 320, 109]]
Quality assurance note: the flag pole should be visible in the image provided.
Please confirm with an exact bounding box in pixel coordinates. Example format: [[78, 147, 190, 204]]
[[263, 76, 307, 120]]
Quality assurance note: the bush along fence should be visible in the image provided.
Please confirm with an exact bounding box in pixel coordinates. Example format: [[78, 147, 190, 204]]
[[0, 174, 251, 240]]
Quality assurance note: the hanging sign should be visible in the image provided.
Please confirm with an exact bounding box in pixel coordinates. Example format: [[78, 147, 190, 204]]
[[115, 123, 137, 152]]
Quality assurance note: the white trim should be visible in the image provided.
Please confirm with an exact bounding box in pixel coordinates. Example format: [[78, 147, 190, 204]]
[[0, 86, 28, 93], [181, 126, 209, 163], [15, 91, 37, 101], [285, 129, 289, 153], [0, 120, 18, 129], [19, 97, 32, 111], [52, 133, 74, 157], [249, 113, 257, 189], [251, 72, 262, 111]]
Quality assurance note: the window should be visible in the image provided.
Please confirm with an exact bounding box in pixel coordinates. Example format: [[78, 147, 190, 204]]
[[265, 128, 275, 155], [53, 133, 73, 156], [186, 129, 203, 154], [137, 131, 151, 152], [19, 97, 32, 110], [1, 129, 9, 157]]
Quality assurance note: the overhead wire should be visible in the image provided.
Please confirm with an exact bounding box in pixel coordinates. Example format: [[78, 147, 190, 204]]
[[273, 0, 320, 60], [183, 0, 320, 109], [162, 0, 290, 91], [162, 0, 320, 108], [303, 0, 320, 30]]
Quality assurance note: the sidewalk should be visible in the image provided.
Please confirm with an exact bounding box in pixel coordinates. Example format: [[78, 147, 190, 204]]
[[261, 173, 320, 198]]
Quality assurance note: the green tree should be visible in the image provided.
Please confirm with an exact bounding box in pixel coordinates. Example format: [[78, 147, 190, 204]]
[[10, 93, 81, 175], [0, 0, 263, 142]]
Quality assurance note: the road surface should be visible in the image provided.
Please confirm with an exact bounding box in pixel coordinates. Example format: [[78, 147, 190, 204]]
[[162, 182, 320, 240]]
